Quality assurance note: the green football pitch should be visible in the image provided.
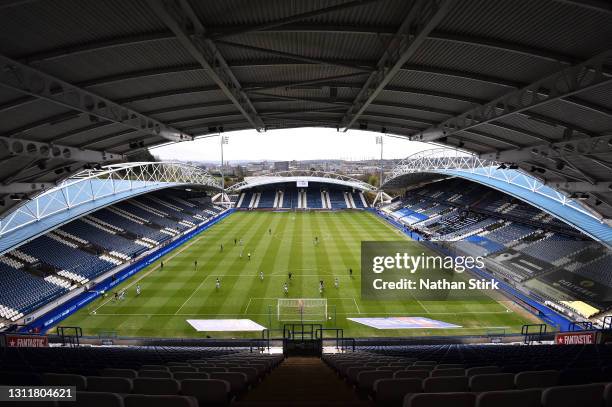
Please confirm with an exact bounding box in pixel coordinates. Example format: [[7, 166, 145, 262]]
[[62, 211, 537, 338]]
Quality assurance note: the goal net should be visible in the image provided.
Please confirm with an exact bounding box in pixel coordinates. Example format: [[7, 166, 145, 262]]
[[277, 298, 327, 322]]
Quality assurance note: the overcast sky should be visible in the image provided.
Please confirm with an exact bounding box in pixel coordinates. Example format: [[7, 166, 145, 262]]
[[151, 127, 435, 163]]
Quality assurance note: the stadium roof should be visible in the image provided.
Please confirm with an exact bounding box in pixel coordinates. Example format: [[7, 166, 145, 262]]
[[0, 0, 610, 220], [228, 170, 378, 192]]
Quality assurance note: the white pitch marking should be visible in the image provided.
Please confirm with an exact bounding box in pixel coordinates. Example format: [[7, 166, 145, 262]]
[[91, 231, 206, 313], [415, 299, 431, 314], [93, 311, 514, 317], [353, 298, 362, 314], [174, 274, 214, 315], [243, 298, 253, 315]]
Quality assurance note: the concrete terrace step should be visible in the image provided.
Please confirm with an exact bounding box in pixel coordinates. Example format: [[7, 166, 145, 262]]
[[236, 357, 373, 406]]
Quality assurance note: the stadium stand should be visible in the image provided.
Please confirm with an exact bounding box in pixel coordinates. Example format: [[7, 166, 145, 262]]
[[60, 220, 147, 259], [20, 236, 116, 281], [305, 189, 323, 209], [1, 344, 611, 407], [328, 190, 348, 209], [115, 201, 189, 233], [324, 344, 612, 407], [0, 1, 610, 405], [0, 346, 283, 406], [390, 179, 587, 244], [383, 178, 612, 326], [235, 183, 365, 210], [257, 190, 276, 209], [286, 187, 299, 209], [92, 209, 171, 245], [353, 192, 367, 208], [0, 189, 227, 324], [0, 262, 68, 320], [238, 191, 254, 209]]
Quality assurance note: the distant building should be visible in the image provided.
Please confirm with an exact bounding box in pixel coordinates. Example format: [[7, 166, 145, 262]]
[[246, 162, 266, 172], [274, 161, 289, 171]]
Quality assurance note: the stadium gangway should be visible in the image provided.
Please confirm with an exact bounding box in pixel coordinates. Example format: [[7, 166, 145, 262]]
[[282, 323, 324, 356]]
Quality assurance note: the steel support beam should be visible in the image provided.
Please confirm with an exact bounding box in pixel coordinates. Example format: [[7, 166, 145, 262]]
[[78, 130, 137, 149], [168, 112, 245, 126], [209, 0, 384, 40], [428, 31, 577, 65], [233, 60, 610, 116], [0, 64, 204, 114], [149, 0, 264, 130], [250, 93, 353, 107], [457, 129, 523, 148], [340, 0, 454, 130], [143, 101, 235, 116], [480, 134, 612, 163], [402, 64, 522, 88], [486, 122, 554, 143], [117, 85, 219, 104], [259, 106, 347, 116], [52, 123, 115, 144], [0, 136, 123, 163], [2, 111, 80, 138], [261, 116, 339, 125], [216, 40, 374, 72], [0, 182, 54, 194], [551, 0, 612, 14], [416, 50, 612, 142], [183, 119, 250, 134], [212, 23, 396, 36], [0, 54, 191, 143], [21, 32, 175, 64], [243, 72, 370, 92]]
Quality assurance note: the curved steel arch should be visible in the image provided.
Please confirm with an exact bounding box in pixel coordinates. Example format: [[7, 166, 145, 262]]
[[0, 162, 221, 253], [383, 148, 612, 242], [227, 170, 377, 192]]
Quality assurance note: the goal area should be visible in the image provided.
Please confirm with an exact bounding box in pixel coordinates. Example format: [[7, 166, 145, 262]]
[[277, 298, 327, 322]]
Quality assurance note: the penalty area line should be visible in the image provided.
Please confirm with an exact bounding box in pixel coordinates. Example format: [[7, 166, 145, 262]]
[[415, 299, 431, 314], [91, 230, 207, 314], [174, 274, 213, 315], [353, 298, 362, 314], [243, 298, 253, 315]]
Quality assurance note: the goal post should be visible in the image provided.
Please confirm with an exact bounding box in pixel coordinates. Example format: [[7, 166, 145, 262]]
[[277, 298, 328, 322]]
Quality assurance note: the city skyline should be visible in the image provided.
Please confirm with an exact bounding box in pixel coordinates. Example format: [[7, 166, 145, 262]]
[[151, 127, 435, 163]]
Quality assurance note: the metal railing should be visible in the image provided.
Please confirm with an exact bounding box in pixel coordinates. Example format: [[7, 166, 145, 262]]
[[0, 162, 221, 239]]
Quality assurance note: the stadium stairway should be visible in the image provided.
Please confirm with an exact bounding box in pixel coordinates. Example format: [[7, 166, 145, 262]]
[[235, 357, 373, 407]]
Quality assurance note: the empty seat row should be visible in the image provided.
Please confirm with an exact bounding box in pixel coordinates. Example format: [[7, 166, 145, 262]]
[[42, 372, 233, 406], [392, 382, 612, 407], [364, 370, 564, 396]]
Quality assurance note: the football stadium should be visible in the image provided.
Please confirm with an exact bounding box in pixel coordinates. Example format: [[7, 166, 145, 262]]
[[0, 1, 611, 406]]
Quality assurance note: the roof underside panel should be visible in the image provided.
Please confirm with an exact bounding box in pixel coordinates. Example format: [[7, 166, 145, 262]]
[[0, 0, 166, 56], [192, 0, 414, 27], [406, 40, 566, 85], [0, 0, 609, 221], [437, 0, 612, 59]]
